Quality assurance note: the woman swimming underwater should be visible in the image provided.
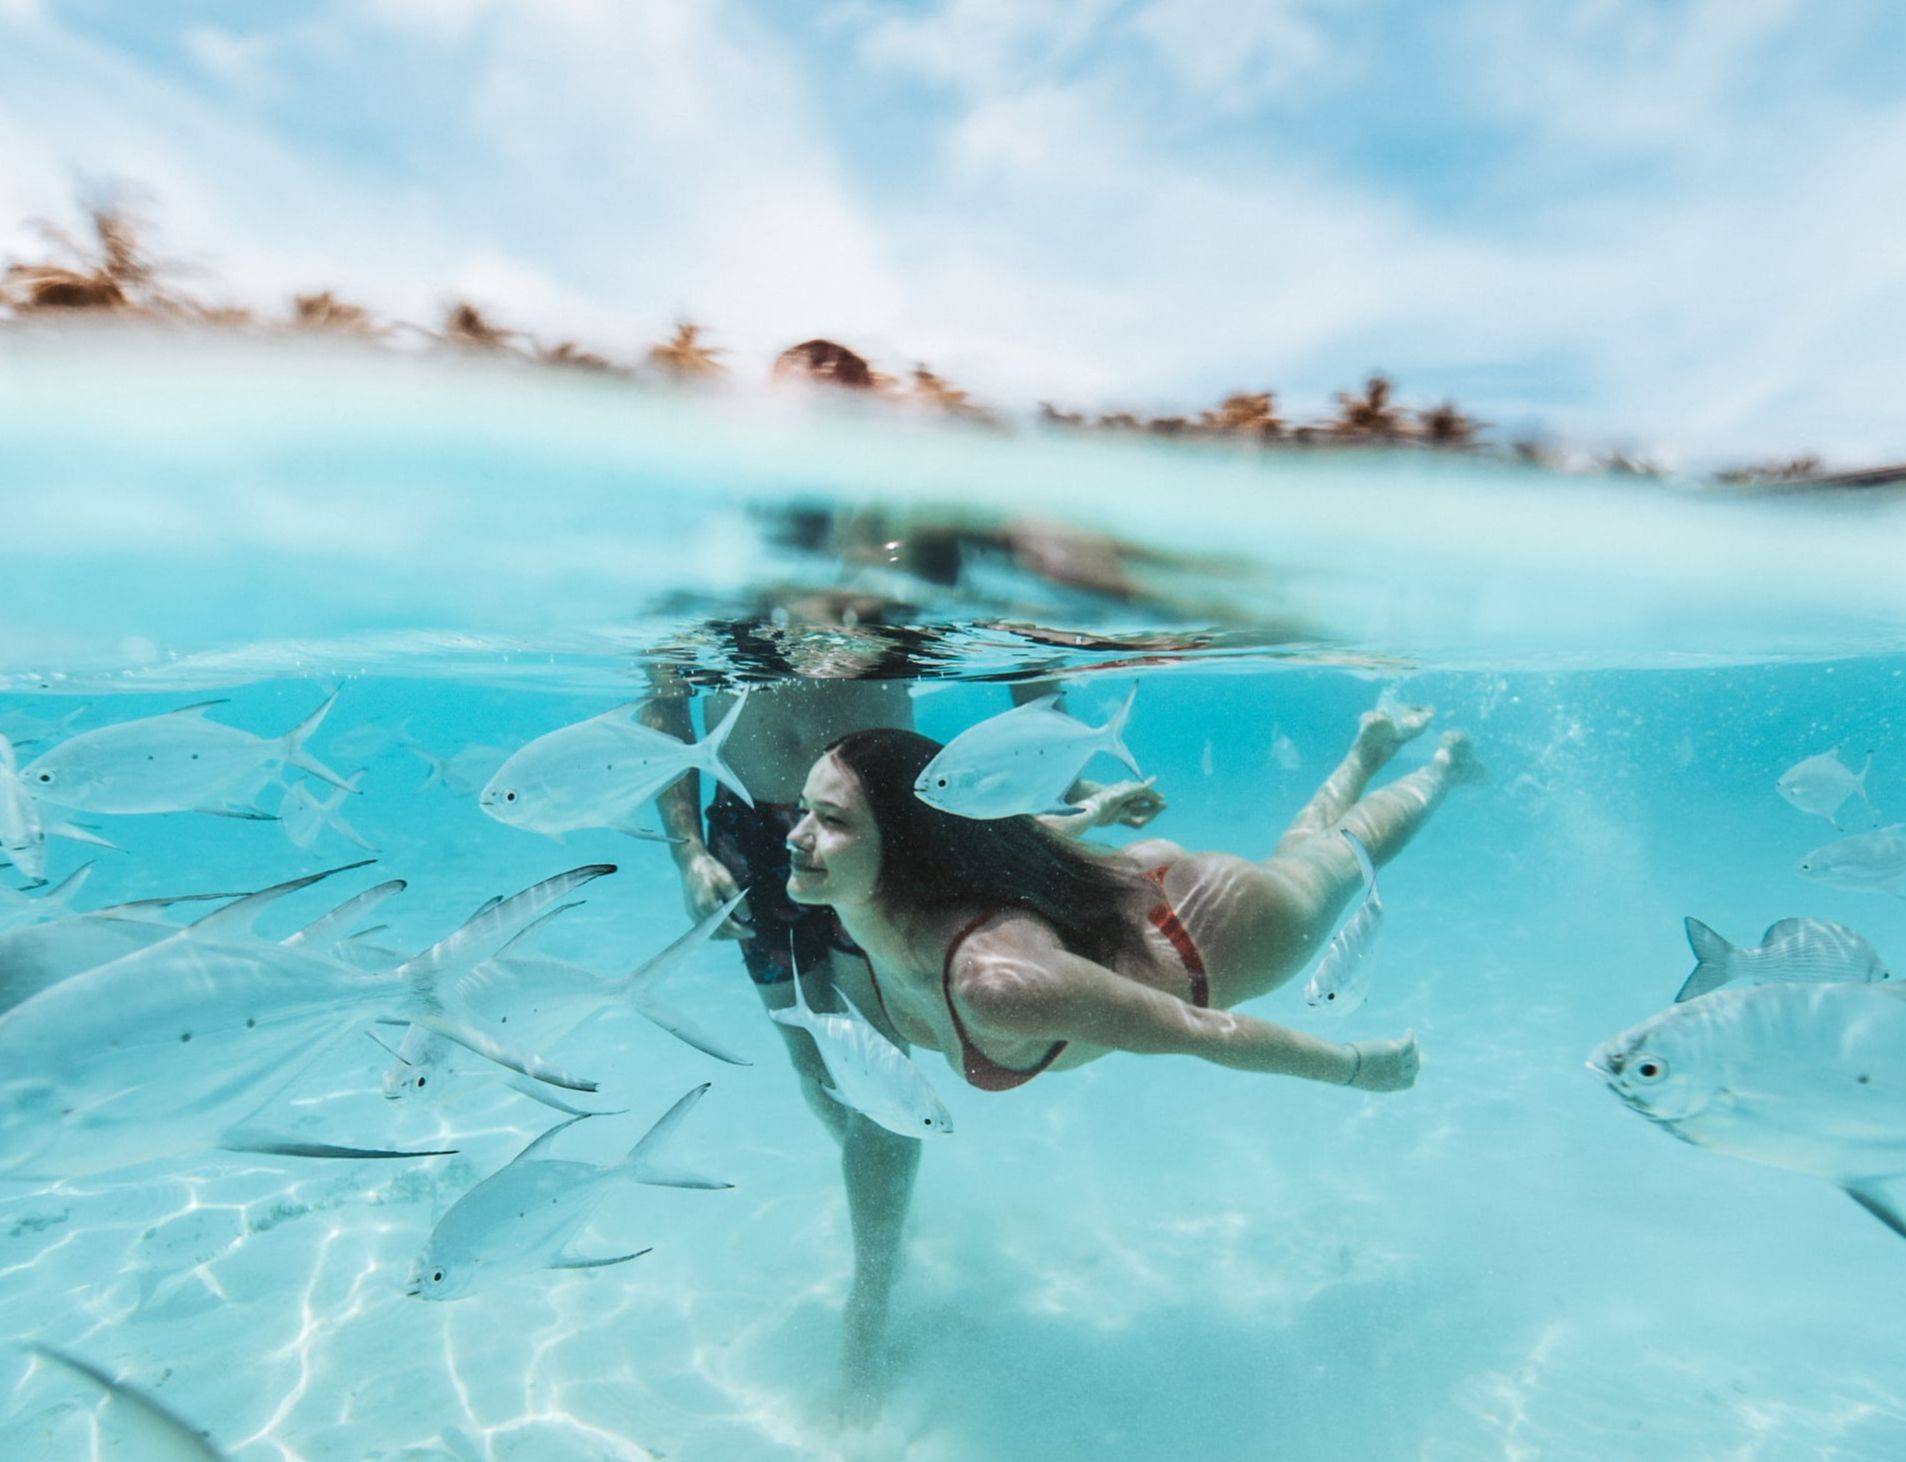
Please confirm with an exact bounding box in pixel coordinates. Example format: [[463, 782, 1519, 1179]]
[[783, 706, 1483, 1093]]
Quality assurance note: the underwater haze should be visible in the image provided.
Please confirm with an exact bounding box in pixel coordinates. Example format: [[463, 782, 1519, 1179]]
[[3, 333, 1906, 1460]]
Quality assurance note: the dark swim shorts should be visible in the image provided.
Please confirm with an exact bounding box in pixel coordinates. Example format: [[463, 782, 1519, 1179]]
[[705, 787, 863, 986]]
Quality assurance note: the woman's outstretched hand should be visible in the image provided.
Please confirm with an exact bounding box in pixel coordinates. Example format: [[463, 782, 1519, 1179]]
[[678, 849, 750, 939], [1082, 777, 1167, 829], [1346, 1031, 1420, 1092]]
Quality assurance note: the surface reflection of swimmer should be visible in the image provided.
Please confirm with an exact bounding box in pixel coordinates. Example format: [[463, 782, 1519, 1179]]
[[783, 706, 1481, 1101], [639, 597, 1161, 1418]]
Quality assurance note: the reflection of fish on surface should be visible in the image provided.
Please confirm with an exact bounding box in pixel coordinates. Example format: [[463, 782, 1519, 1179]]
[[25, 1342, 224, 1459], [771, 942, 954, 1138], [1591, 981, 1906, 1239], [1777, 748, 1877, 830], [914, 685, 1139, 820], [478, 694, 749, 839], [1304, 830, 1384, 1016], [381, 889, 754, 1108], [0, 862, 609, 1179], [1676, 915, 1890, 1002], [405, 1084, 732, 1301], [1797, 825, 1906, 897], [17, 692, 356, 817]]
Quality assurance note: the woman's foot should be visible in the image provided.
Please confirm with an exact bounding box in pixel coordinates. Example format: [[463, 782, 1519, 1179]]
[[1356, 703, 1435, 762], [1433, 729, 1487, 786]]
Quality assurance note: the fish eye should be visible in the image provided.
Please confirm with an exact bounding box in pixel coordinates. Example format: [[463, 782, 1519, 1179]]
[[1634, 1057, 1668, 1083], [923, 1116, 933, 1127], [504, 790, 516, 802], [432, 1270, 443, 1283], [1326, 991, 1336, 1000], [35, 772, 50, 783], [415, 1074, 427, 1089], [936, 777, 948, 788]]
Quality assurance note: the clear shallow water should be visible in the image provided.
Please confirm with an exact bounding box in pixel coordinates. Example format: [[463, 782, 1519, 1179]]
[[3, 334, 1906, 1459]]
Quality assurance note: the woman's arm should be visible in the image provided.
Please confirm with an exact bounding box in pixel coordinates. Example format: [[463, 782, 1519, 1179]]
[[958, 947, 1417, 1091]]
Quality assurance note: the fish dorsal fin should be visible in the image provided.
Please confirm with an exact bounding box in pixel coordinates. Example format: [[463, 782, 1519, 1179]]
[[620, 1081, 731, 1189], [1003, 692, 1064, 718], [834, 985, 879, 1030], [188, 859, 375, 938], [512, 1113, 592, 1166], [96, 888, 247, 919], [398, 865, 616, 987], [493, 899, 585, 962], [282, 878, 406, 952], [159, 699, 230, 719], [624, 888, 749, 991], [26, 1343, 224, 1460], [1843, 1175, 1906, 1240]]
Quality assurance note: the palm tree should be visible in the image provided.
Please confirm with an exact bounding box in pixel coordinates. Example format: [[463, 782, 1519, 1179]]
[[535, 340, 619, 373], [1198, 391, 1284, 440], [1330, 374, 1404, 439], [3, 201, 178, 314], [439, 299, 523, 351], [292, 290, 381, 335], [1416, 400, 1480, 447], [1038, 402, 1086, 427], [908, 364, 992, 421], [647, 321, 726, 378]]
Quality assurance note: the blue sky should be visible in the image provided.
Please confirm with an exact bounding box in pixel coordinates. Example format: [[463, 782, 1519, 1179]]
[[4, 0, 1904, 463]]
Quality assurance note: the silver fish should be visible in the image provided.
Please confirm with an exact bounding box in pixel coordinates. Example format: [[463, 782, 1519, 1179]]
[[19, 693, 356, 816], [412, 740, 510, 797], [1269, 725, 1302, 772], [406, 1085, 731, 1301], [1591, 982, 1906, 1239], [27, 1343, 223, 1459], [1797, 824, 1906, 897], [276, 773, 376, 852], [771, 943, 954, 1138], [0, 863, 610, 1178], [1304, 830, 1384, 1015], [1778, 748, 1876, 829], [0, 878, 400, 1016], [0, 861, 92, 935], [382, 890, 754, 1106], [0, 701, 88, 744], [1675, 916, 1890, 1002], [915, 685, 1139, 820], [480, 696, 750, 839]]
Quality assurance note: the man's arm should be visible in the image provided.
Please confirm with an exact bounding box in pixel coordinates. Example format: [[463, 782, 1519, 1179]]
[[639, 665, 747, 935]]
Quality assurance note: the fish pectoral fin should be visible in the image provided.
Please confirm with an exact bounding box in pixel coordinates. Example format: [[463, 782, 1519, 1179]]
[[547, 1247, 652, 1271], [192, 805, 281, 821], [408, 1010, 600, 1093], [497, 1070, 627, 1119], [612, 817, 687, 845], [632, 993, 755, 1066], [1843, 1178, 1906, 1240], [218, 1126, 457, 1161], [819, 1082, 851, 1107]]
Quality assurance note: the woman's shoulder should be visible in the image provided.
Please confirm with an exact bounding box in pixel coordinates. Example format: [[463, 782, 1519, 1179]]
[[936, 906, 1067, 977]]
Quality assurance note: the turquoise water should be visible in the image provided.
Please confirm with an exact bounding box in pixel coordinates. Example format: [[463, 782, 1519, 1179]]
[[3, 334, 1906, 1459]]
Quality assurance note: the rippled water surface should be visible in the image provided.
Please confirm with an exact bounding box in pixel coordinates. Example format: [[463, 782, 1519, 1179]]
[[3, 335, 1905, 1459]]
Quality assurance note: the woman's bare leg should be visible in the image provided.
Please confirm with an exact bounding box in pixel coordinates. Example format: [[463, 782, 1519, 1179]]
[[1273, 703, 1435, 854], [1204, 732, 1483, 1007]]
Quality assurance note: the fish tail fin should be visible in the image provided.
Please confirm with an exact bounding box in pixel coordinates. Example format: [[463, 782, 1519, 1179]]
[[321, 774, 377, 851], [1102, 683, 1142, 777], [1674, 916, 1735, 1002], [408, 743, 446, 791], [696, 691, 754, 808], [282, 690, 357, 793], [41, 859, 94, 909], [619, 1081, 732, 1189]]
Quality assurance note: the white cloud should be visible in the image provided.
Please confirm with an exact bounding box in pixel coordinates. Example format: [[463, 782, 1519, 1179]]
[[0, 0, 1900, 461]]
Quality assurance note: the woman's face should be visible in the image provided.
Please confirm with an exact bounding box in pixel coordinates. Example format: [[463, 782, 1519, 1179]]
[[786, 753, 882, 908]]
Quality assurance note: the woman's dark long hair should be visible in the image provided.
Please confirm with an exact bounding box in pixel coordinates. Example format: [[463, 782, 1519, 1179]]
[[825, 728, 1152, 968]]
